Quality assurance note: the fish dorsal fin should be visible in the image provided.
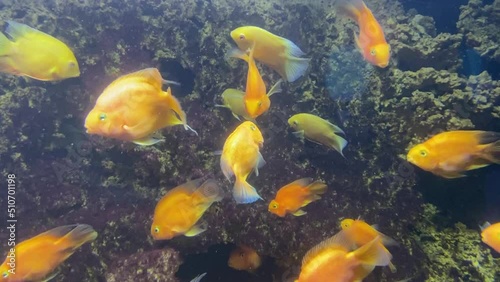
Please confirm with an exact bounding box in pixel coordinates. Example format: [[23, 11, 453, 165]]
[[109, 68, 163, 90], [326, 121, 345, 135], [288, 177, 313, 188], [5, 21, 45, 41], [302, 230, 354, 266], [176, 178, 205, 194]]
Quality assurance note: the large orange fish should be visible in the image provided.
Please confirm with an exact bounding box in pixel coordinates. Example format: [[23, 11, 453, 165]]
[[0, 224, 97, 282], [340, 218, 397, 272], [407, 131, 500, 178], [230, 26, 310, 82], [295, 230, 392, 282], [229, 46, 282, 119], [337, 0, 390, 68], [268, 178, 327, 217], [228, 245, 262, 272], [85, 68, 196, 146], [220, 121, 265, 204], [151, 179, 223, 240], [480, 222, 500, 253]]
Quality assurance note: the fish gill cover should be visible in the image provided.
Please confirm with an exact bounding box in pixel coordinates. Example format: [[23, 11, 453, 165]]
[[0, 0, 498, 281]]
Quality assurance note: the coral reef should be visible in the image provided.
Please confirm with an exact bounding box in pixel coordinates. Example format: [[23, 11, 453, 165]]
[[0, 0, 498, 281]]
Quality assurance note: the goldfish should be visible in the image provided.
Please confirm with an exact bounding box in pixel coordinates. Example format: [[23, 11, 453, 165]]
[[151, 179, 223, 240], [230, 26, 310, 82], [480, 222, 500, 253], [228, 245, 262, 272], [216, 88, 255, 122], [0, 224, 97, 282], [341, 218, 397, 272], [0, 20, 80, 81], [336, 0, 390, 68], [295, 230, 392, 282], [220, 121, 265, 204], [288, 113, 348, 156], [268, 178, 327, 217], [229, 46, 283, 119], [85, 68, 197, 146], [406, 130, 500, 178]]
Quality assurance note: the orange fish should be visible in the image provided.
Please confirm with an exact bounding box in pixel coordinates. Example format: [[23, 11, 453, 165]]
[[341, 218, 397, 272], [337, 0, 391, 68], [480, 222, 500, 253], [407, 130, 500, 178], [220, 121, 265, 204], [229, 46, 282, 119], [151, 179, 223, 240], [295, 230, 392, 282], [0, 224, 97, 282], [230, 26, 310, 82], [228, 245, 262, 272], [85, 68, 196, 146], [268, 178, 327, 217]]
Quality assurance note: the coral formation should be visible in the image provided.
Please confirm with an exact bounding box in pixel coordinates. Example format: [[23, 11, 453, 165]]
[[0, 0, 498, 281]]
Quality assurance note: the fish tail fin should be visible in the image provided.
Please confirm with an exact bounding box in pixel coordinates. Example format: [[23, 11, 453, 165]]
[[306, 181, 328, 196], [479, 132, 500, 164], [233, 176, 262, 204], [192, 179, 225, 205], [352, 237, 392, 267], [54, 224, 97, 256], [336, 0, 366, 21], [281, 39, 310, 82], [327, 133, 348, 157]]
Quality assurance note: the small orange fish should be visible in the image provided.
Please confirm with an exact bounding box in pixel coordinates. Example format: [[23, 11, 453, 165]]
[[0, 224, 97, 282], [229, 46, 282, 119], [480, 222, 500, 253], [151, 179, 223, 240], [228, 245, 262, 272], [220, 121, 265, 204], [268, 178, 327, 217], [85, 68, 196, 146], [407, 130, 500, 178], [341, 218, 397, 272], [295, 230, 392, 282], [337, 0, 391, 68], [230, 26, 310, 82]]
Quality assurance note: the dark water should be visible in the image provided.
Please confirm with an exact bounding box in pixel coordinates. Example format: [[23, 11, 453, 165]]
[[0, 0, 499, 281]]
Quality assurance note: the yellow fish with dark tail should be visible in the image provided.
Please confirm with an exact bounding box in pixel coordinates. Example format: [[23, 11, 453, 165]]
[[0, 21, 80, 81]]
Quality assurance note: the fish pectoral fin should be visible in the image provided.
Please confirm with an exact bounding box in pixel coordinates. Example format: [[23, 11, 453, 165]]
[[292, 130, 305, 140], [292, 209, 307, 216], [267, 79, 283, 97], [226, 47, 249, 62], [184, 223, 207, 237], [133, 135, 165, 146]]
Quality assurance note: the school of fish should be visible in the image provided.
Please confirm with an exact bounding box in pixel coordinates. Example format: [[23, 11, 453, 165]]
[[0, 0, 499, 281]]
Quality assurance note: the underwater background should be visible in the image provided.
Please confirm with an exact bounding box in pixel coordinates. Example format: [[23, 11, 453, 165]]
[[0, 0, 499, 281]]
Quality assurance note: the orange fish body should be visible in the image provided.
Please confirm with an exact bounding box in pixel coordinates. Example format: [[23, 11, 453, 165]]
[[85, 68, 195, 145], [337, 0, 390, 68], [0, 224, 97, 281], [268, 178, 327, 217], [296, 230, 391, 282], [407, 131, 500, 178], [481, 222, 500, 253], [220, 121, 265, 204], [228, 245, 262, 272], [151, 179, 223, 240]]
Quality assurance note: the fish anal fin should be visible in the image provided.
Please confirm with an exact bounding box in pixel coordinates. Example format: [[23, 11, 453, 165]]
[[184, 223, 207, 237]]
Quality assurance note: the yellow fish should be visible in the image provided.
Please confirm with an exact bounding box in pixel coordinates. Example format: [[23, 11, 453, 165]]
[[288, 113, 348, 156], [230, 26, 310, 82], [220, 121, 265, 203], [0, 21, 80, 81], [85, 68, 196, 145], [215, 88, 255, 122], [151, 179, 223, 240]]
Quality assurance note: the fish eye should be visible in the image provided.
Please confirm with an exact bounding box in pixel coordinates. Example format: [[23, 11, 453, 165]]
[[370, 49, 376, 56], [154, 227, 160, 233], [240, 252, 245, 257], [99, 113, 107, 121], [257, 101, 262, 107], [239, 34, 245, 40], [419, 150, 427, 157], [271, 203, 278, 209], [293, 121, 298, 125]]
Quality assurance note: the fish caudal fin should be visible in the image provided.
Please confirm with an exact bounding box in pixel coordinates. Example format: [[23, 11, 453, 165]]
[[282, 39, 310, 82], [479, 132, 500, 164], [233, 177, 262, 204], [352, 237, 392, 267]]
